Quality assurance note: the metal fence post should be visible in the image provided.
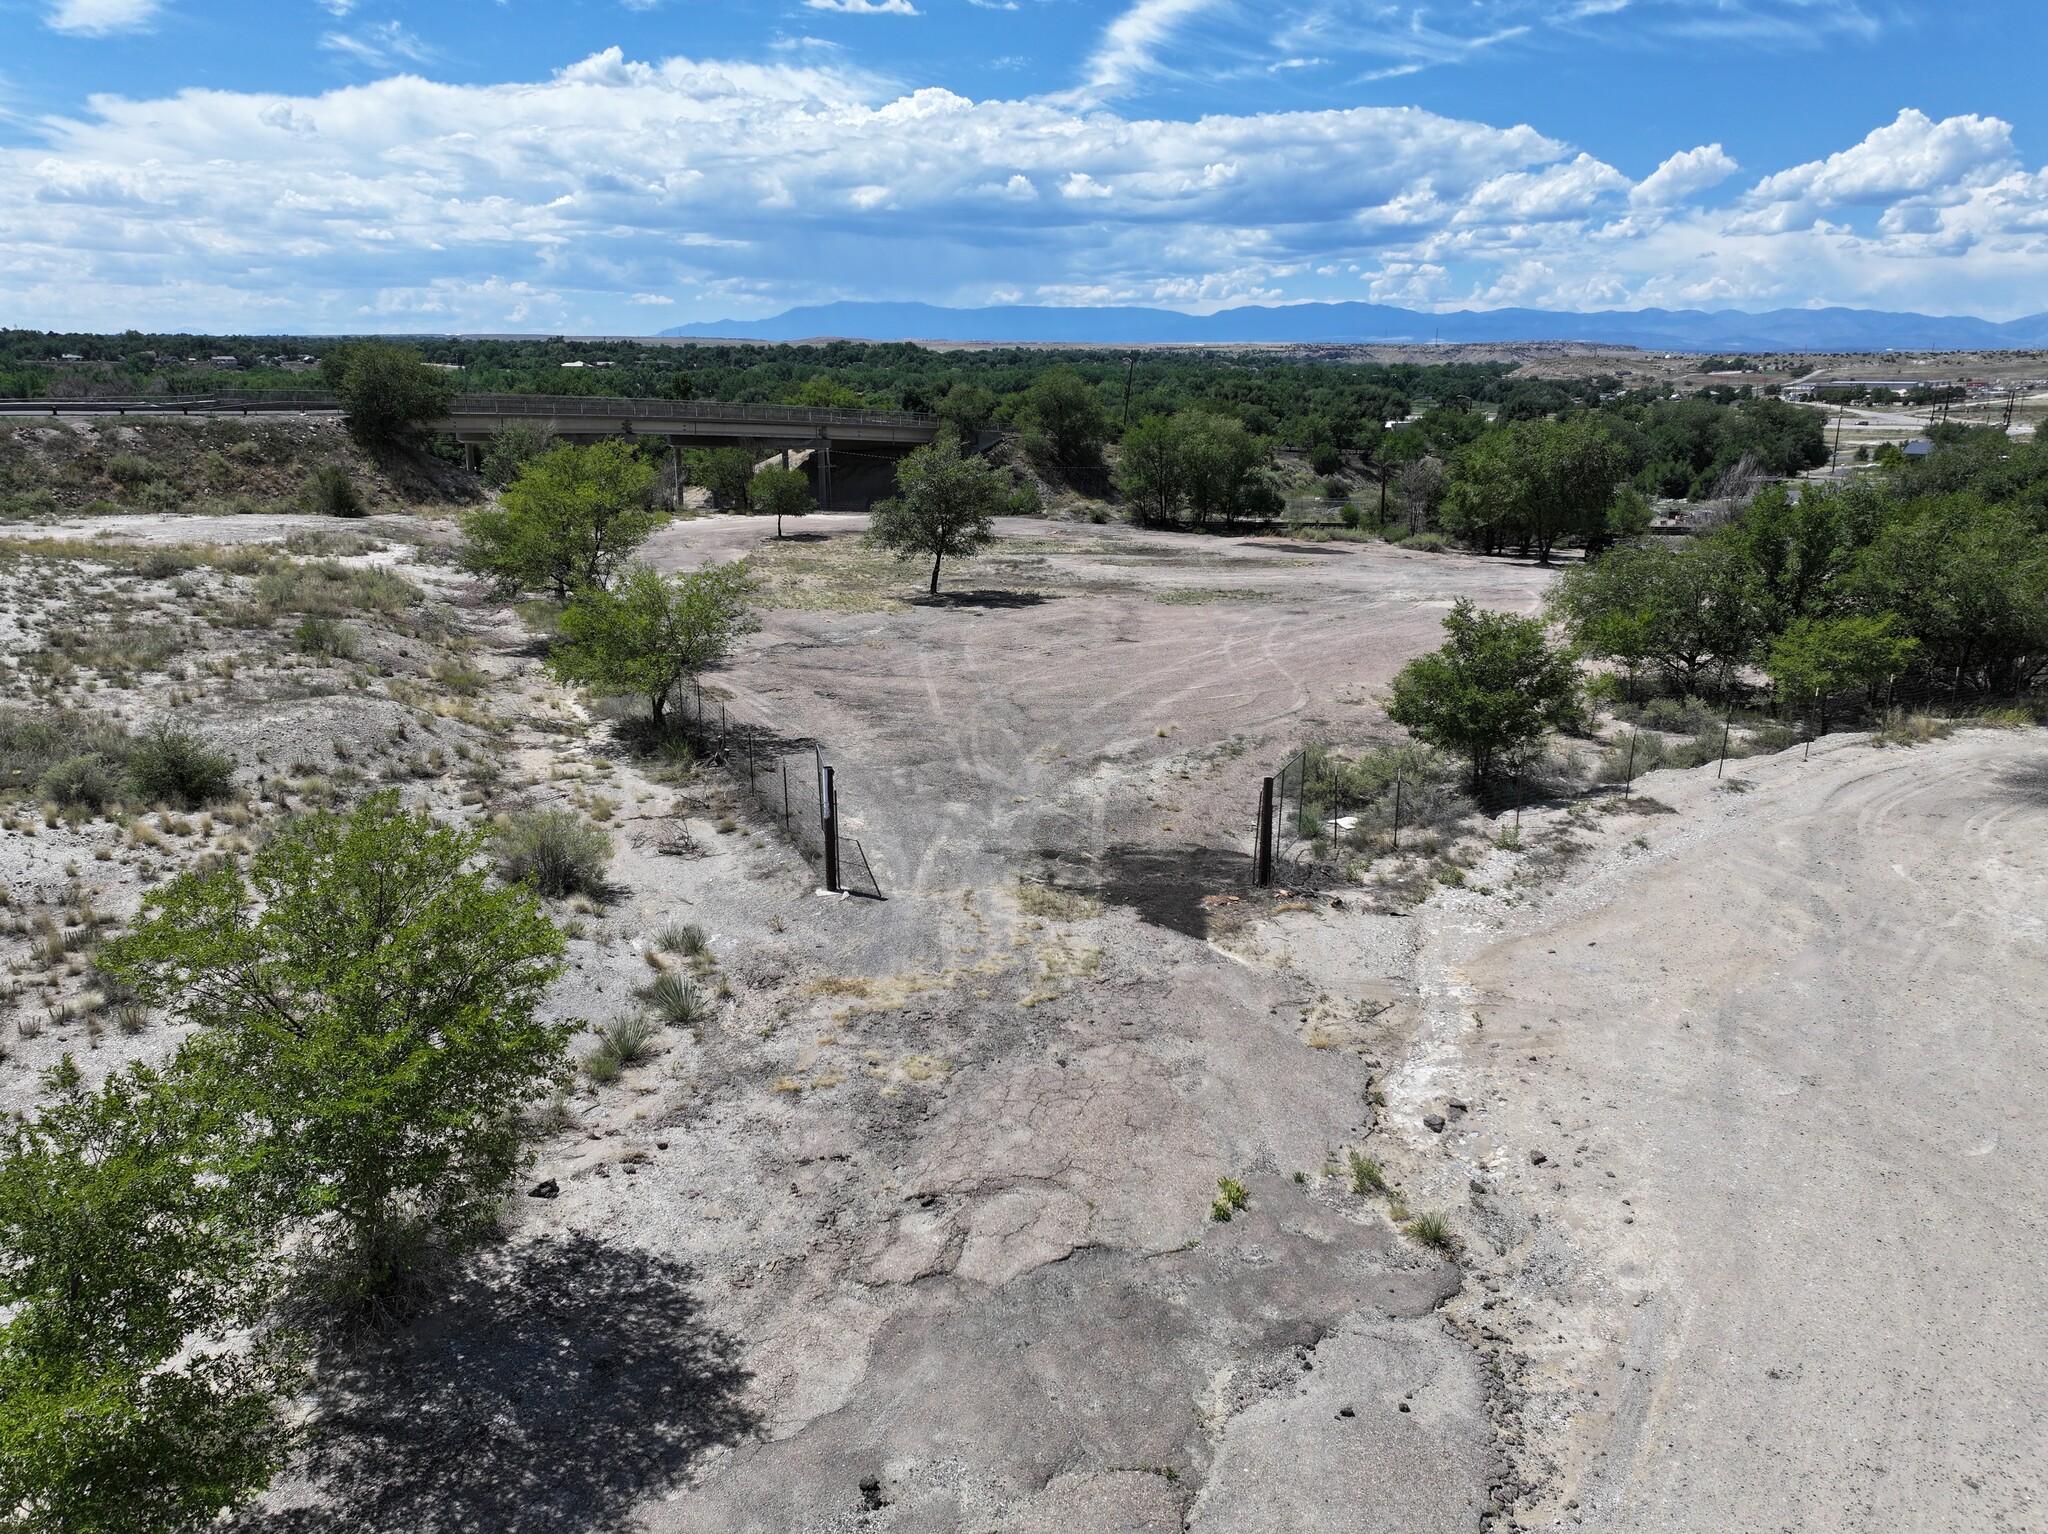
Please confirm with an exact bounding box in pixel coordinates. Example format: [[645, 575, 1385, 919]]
[[781, 759, 791, 831], [1256, 776, 1275, 886], [821, 764, 842, 892]]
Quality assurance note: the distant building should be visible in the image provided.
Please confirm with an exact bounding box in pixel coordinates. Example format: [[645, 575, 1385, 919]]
[[1904, 440, 1934, 458]]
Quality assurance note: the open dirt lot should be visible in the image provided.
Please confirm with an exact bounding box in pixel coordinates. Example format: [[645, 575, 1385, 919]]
[[4, 503, 2043, 1533]]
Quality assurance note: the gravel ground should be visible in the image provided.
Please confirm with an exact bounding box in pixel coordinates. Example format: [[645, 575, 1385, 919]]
[[15, 505, 2036, 1533]]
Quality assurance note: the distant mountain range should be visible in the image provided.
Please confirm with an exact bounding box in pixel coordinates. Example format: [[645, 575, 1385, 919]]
[[659, 300, 2048, 352]]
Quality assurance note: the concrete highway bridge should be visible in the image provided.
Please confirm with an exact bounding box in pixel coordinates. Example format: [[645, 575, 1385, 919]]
[[441, 394, 944, 509], [0, 391, 946, 509]]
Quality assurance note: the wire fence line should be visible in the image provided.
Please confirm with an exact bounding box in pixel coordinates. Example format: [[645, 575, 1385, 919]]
[[665, 681, 884, 899], [1252, 675, 2044, 888]]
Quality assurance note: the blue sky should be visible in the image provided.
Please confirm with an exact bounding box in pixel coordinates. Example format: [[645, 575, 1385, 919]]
[[5, 0, 2048, 332]]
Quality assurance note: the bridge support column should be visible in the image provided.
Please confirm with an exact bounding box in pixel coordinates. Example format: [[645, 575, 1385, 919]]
[[818, 433, 832, 510], [463, 441, 480, 472]]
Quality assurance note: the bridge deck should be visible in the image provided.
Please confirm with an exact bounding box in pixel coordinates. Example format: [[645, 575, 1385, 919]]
[[0, 392, 943, 446]]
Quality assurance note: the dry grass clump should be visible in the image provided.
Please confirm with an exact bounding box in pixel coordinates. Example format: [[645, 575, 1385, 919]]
[[1870, 709, 1954, 747], [1014, 879, 1102, 922], [256, 559, 420, 618], [583, 1013, 659, 1084]]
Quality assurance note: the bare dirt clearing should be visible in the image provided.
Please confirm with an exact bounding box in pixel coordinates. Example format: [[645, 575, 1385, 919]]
[[9, 498, 2039, 1533], [644, 514, 1554, 950]]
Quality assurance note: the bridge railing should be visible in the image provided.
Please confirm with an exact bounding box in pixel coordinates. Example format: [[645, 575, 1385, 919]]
[[441, 394, 939, 430], [0, 391, 940, 431], [0, 391, 336, 414]]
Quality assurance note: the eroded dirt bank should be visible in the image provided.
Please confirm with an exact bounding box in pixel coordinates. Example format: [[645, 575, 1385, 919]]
[[1256, 729, 2047, 1533]]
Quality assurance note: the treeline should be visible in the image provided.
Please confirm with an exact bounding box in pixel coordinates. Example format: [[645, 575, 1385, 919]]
[[1552, 424, 2048, 703]]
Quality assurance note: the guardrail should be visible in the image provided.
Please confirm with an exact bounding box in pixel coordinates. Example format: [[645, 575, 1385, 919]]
[[0, 393, 336, 414], [0, 391, 940, 432]]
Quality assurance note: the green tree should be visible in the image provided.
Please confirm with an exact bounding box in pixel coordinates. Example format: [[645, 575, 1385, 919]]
[[1441, 417, 1626, 560], [784, 376, 865, 409], [99, 794, 572, 1308], [1112, 411, 1275, 528], [478, 422, 554, 490], [460, 440, 663, 599], [549, 562, 760, 727], [1114, 413, 1183, 526], [867, 437, 1008, 594], [1550, 540, 1759, 697], [0, 1067, 294, 1533], [1765, 614, 1920, 718], [686, 446, 758, 512], [320, 342, 453, 449], [1387, 600, 1583, 787], [935, 381, 998, 449], [1849, 496, 2048, 695], [1015, 367, 1108, 468], [1178, 412, 1275, 528], [749, 465, 814, 538]]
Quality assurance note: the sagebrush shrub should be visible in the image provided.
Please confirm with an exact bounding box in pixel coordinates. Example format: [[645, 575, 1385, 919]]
[[305, 465, 365, 518], [126, 724, 235, 809], [494, 810, 612, 899]]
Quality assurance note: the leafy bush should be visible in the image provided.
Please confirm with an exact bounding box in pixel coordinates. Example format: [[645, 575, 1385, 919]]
[[494, 809, 612, 899], [1403, 531, 1452, 553], [304, 465, 364, 518], [126, 724, 235, 809], [37, 754, 118, 811], [98, 791, 571, 1314], [292, 616, 357, 659], [0, 709, 137, 790], [106, 452, 156, 486], [137, 480, 184, 514]]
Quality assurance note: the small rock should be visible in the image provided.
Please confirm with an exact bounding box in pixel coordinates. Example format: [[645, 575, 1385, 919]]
[[1529, 1150, 1549, 1166], [1423, 1113, 1446, 1133], [1447, 1098, 1469, 1113], [528, 1179, 559, 1199], [1329, 896, 1345, 910]]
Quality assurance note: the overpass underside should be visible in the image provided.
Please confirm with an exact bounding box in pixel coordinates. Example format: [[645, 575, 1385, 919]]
[[439, 394, 942, 511]]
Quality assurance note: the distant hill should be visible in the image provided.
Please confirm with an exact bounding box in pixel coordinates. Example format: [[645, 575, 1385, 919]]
[[659, 300, 2048, 352]]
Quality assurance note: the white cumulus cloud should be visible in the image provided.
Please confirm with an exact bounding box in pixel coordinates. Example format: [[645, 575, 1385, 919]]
[[2, 52, 2044, 330], [45, 0, 161, 35], [1631, 144, 1739, 208]]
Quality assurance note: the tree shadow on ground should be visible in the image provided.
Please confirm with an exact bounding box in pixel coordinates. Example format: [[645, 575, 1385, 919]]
[[250, 1236, 755, 1534], [1997, 757, 2048, 804], [912, 589, 1054, 609], [1035, 845, 1252, 938]]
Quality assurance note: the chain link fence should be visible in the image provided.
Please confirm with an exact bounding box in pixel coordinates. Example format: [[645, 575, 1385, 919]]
[[1254, 676, 2045, 887], [670, 682, 884, 899]]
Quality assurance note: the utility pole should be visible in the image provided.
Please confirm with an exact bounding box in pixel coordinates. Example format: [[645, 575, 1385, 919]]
[[1121, 354, 1137, 431]]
